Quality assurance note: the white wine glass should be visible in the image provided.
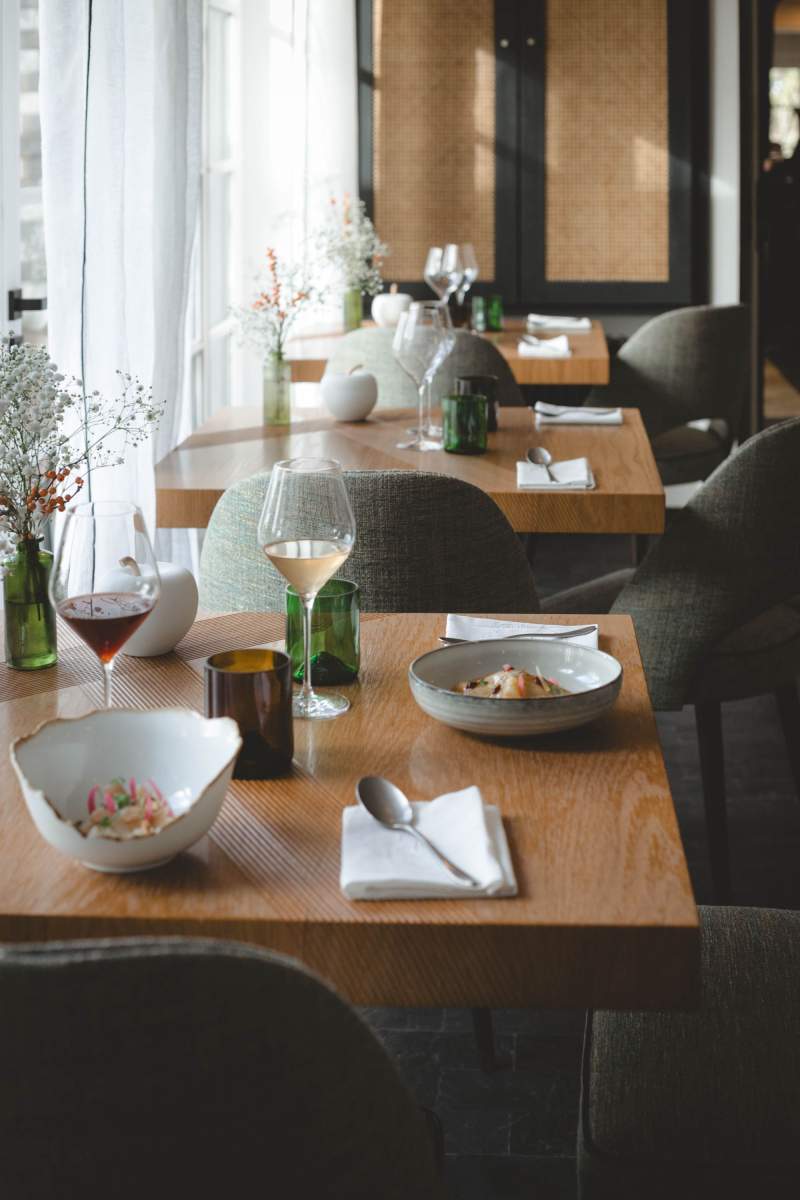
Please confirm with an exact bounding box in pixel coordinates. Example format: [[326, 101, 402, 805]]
[[49, 501, 160, 707], [423, 246, 449, 299], [456, 243, 479, 304], [258, 458, 356, 720], [392, 304, 452, 451]]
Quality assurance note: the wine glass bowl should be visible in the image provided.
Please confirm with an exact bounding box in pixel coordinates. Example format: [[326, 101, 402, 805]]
[[457, 243, 479, 304], [392, 302, 455, 451], [49, 501, 160, 707], [258, 458, 356, 720]]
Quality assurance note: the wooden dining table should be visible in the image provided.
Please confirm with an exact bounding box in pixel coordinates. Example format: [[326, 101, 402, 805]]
[[0, 609, 699, 1011], [286, 318, 610, 387], [155, 397, 665, 535]]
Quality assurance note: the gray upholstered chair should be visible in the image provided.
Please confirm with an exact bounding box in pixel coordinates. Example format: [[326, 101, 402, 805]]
[[584, 305, 750, 485], [0, 938, 444, 1199], [200, 469, 539, 614], [323, 327, 523, 410], [579, 905, 800, 1198], [545, 418, 800, 901]]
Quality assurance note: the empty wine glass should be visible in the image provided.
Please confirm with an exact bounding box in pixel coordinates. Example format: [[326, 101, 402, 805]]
[[423, 247, 448, 300], [441, 244, 464, 301], [258, 458, 356, 720], [416, 300, 455, 442], [456, 244, 479, 304], [50, 502, 161, 707], [392, 303, 455, 451]]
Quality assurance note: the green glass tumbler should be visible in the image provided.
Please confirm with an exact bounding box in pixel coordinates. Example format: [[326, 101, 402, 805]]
[[286, 578, 360, 685], [442, 394, 489, 455]]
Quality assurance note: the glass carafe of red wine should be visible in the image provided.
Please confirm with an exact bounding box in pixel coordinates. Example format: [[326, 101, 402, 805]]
[[258, 458, 355, 720], [49, 501, 160, 707]]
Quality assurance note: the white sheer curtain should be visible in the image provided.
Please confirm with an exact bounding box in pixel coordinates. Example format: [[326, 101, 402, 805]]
[[39, 0, 202, 540], [238, 0, 358, 400]]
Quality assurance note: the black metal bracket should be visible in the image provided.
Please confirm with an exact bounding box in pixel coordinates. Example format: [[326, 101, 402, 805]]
[[7, 289, 47, 321]]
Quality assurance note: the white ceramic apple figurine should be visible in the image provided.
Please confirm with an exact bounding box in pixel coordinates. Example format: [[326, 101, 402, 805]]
[[321, 365, 378, 422], [97, 558, 198, 657], [371, 283, 412, 328]]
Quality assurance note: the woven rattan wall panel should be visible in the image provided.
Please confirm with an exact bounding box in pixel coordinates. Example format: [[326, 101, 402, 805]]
[[545, 0, 669, 282], [372, 0, 495, 282]]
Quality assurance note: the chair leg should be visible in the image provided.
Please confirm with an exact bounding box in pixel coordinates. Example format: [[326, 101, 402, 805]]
[[774, 682, 800, 801], [694, 701, 731, 903], [631, 534, 649, 565], [471, 1008, 511, 1072]]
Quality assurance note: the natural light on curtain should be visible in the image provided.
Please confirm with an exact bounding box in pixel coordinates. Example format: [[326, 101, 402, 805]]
[[39, 0, 202, 540], [240, 0, 358, 342]]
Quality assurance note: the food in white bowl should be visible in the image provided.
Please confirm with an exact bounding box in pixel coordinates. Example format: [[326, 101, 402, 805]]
[[10, 708, 241, 872], [321, 368, 378, 421], [409, 638, 622, 737], [454, 664, 571, 699]]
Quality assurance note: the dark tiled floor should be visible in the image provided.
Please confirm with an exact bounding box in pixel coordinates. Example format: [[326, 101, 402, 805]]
[[360, 534, 800, 1199]]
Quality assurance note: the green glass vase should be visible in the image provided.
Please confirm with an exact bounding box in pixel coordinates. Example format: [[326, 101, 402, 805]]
[[285, 579, 360, 685], [263, 354, 291, 426], [343, 287, 363, 332], [3, 540, 57, 670]]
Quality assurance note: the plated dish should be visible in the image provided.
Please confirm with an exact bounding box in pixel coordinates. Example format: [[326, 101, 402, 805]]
[[409, 638, 622, 737], [454, 664, 571, 699]]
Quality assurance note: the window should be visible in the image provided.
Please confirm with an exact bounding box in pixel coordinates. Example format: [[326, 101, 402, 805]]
[[189, 0, 241, 425], [769, 67, 800, 158]]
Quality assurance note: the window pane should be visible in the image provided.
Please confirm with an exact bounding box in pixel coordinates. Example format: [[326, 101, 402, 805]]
[[20, 0, 47, 341], [208, 6, 231, 161], [206, 171, 231, 325], [207, 333, 230, 415]]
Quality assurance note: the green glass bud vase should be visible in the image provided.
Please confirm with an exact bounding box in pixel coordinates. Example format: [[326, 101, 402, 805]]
[[263, 354, 291, 426], [3, 539, 58, 670], [285, 579, 360, 685], [343, 287, 363, 332]]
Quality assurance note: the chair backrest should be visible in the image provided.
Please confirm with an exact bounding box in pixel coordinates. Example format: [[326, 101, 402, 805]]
[[613, 417, 800, 709], [585, 305, 750, 438], [324, 327, 416, 408], [431, 330, 523, 407], [200, 469, 540, 614], [0, 938, 444, 1200]]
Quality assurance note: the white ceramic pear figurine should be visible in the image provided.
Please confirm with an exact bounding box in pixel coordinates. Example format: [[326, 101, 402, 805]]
[[115, 559, 198, 657], [371, 282, 412, 328]]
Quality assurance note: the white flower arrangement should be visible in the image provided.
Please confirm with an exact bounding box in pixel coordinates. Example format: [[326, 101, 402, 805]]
[[231, 248, 317, 361], [316, 195, 388, 297], [0, 341, 162, 574]]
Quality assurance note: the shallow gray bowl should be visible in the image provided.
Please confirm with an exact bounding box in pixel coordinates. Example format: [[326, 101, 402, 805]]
[[408, 638, 622, 737]]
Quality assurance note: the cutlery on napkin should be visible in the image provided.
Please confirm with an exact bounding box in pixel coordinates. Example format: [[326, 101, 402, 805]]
[[340, 785, 517, 900], [444, 614, 599, 650], [517, 334, 572, 359], [526, 313, 591, 331], [516, 456, 595, 489], [533, 400, 622, 427]]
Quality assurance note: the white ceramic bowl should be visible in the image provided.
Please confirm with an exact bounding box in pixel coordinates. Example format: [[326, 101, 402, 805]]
[[408, 639, 622, 737], [11, 708, 242, 872], [321, 370, 379, 421]]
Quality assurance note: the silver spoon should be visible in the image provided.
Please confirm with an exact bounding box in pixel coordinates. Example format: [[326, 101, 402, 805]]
[[439, 625, 595, 645], [356, 776, 480, 887], [526, 445, 556, 481]]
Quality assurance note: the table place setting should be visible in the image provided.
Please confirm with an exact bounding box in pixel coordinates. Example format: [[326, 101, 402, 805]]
[[517, 333, 572, 359], [516, 454, 595, 490], [442, 613, 599, 649], [341, 779, 517, 900], [526, 313, 592, 332], [532, 400, 623, 427]]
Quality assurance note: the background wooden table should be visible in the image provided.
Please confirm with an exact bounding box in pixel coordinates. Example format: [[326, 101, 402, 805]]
[[286, 319, 610, 387], [0, 611, 698, 1010], [156, 402, 664, 534]]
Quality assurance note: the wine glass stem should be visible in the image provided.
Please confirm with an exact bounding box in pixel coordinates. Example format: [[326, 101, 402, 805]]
[[302, 595, 315, 705], [417, 384, 426, 443], [102, 661, 114, 708], [424, 379, 433, 436]]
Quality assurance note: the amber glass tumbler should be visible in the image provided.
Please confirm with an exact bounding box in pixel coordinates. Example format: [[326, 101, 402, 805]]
[[204, 649, 293, 779]]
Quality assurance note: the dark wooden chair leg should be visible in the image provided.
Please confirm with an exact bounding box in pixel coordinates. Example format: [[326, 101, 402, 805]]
[[775, 682, 800, 801], [631, 534, 649, 565], [471, 1008, 511, 1073], [694, 700, 731, 903]]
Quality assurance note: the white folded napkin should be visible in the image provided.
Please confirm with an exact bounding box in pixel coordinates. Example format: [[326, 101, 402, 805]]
[[516, 456, 595, 490], [340, 785, 517, 901], [526, 313, 591, 331], [445, 613, 599, 650], [517, 334, 571, 359], [533, 400, 622, 427]]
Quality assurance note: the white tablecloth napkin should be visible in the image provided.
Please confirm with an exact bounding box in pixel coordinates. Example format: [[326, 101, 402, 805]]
[[517, 334, 571, 358], [341, 785, 517, 900], [516, 456, 595, 489], [445, 614, 599, 650], [533, 400, 622, 427], [526, 313, 591, 331]]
